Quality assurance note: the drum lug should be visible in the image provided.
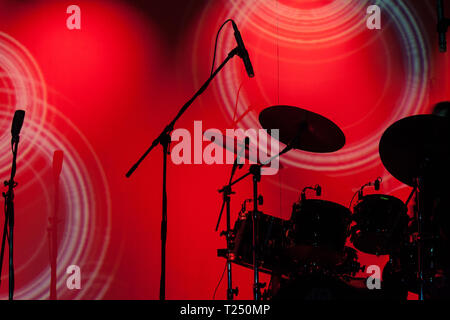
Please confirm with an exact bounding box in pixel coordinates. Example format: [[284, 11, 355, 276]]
[[258, 195, 263, 205], [229, 287, 239, 297], [254, 282, 266, 290]]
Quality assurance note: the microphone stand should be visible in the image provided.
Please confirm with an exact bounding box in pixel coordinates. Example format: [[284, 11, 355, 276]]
[[438, 0, 450, 52], [0, 134, 20, 300], [48, 171, 61, 300], [125, 47, 240, 300]]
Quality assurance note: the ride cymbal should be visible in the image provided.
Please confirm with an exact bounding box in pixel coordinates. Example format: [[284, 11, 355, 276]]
[[259, 105, 345, 153], [379, 114, 450, 186]]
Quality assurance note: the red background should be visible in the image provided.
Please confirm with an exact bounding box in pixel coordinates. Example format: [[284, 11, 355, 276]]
[[0, 0, 449, 299]]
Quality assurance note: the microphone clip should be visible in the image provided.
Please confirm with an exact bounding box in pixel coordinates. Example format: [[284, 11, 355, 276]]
[[300, 184, 321, 201], [358, 177, 382, 200], [11, 135, 20, 145]]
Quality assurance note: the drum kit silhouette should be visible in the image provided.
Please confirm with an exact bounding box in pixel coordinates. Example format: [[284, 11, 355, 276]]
[[216, 104, 450, 300]]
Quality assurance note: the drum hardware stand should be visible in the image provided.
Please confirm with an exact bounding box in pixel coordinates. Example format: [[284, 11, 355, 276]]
[[404, 183, 418, 216], [249, 164, 264, 300], [415, 167, 437, 301], [223, 127, 303, 300], [217, 184, 239, 300], [222, 151, 288, 301], [216, 142, 248, 300], [378, 188, 414, 256], [126, 47, 240, 300], [415, 175, 425, 300]]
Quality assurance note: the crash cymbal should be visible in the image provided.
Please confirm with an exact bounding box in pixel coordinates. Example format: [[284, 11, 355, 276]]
[[259, 105, 345, 153], [379, 114, 450, 186]]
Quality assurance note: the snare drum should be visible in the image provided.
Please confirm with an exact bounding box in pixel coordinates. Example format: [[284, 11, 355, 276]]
[[350, 194, 409, 255]]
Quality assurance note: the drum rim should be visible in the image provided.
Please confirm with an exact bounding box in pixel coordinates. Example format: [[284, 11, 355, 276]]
[[354, 194, 406, 206], [296, 199, 352, 216]]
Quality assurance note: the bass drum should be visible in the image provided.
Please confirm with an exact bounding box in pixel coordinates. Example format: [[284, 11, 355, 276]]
[[270, 274, 357, 300], [269, 273, 389, 300], [266, 246, 362, 300]]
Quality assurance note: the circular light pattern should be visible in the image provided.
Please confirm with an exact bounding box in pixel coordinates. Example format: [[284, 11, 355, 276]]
[[229, 0, 370, 46], [192, 0, 430, 176], [191, 1, 430, 296], [0, 32, 47, 174], [0, 32, 116, 299]]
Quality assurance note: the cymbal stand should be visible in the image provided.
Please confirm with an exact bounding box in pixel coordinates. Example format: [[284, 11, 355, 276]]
[[216, 142, 248, 300], [224, 145, 294, 301], [415, 169, 436, 301], [416, 175, 425, 300], [249, 164, 263, 300]]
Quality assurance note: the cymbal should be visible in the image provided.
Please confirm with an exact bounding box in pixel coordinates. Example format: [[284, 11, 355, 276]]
[[203, 131, 286, 169], [259, 105, 345, 153], [379, 114, 450, 186]]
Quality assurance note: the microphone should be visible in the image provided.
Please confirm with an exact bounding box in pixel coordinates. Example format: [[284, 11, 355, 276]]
[[231, 21, 255, 78], [315, 185, 322, 196], [438, 0, 448, 52], [53, 150, 64, 179], [373, 177, 381, 191], [11, 110, 25, 138], [301, 184, 321, 201], [358, 178, 382, 200], [369, 177, 382, 191]]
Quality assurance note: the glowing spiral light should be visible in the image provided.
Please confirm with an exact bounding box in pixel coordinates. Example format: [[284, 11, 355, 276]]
[[0, 32, 116, 300], [192, 0, 430, 176]]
